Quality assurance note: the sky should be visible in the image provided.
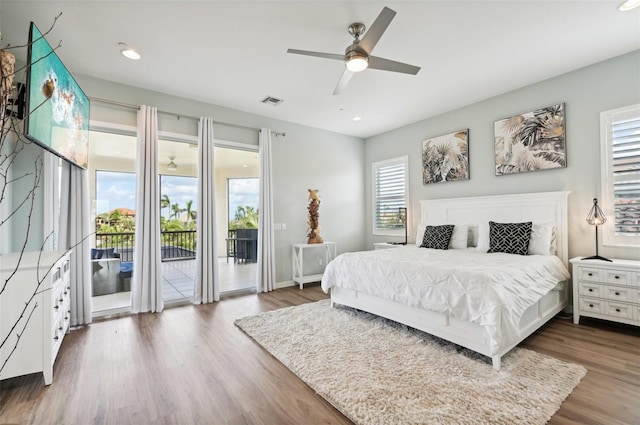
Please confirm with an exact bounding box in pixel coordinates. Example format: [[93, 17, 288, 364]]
[[95, 171, 258, 220]]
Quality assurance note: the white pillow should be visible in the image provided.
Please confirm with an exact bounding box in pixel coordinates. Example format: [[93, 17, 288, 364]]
[[449, 224, 469, 249], [416, 223, 468, 249], [528, 222, 555, 255], [476, 222, 490, 251], [415, 224, 426, 246]]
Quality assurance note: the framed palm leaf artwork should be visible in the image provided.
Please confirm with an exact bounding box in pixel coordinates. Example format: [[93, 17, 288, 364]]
[[422, 129, 469, 184], [494, 103, 566, 176]]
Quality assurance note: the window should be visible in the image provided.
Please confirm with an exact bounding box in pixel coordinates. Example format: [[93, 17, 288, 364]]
[[601, 104, 640, 247], [372, 156, 409, 235], [228, 177, 259, 230]]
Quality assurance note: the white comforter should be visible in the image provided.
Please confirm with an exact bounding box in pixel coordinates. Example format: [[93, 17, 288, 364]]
[[321, 246, 570, 354]]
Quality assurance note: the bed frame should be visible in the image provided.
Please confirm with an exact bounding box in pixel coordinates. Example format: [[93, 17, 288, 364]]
[[331, 191, 571, 370]]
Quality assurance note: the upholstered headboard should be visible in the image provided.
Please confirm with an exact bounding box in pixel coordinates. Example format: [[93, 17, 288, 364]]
[[420, 191, 570, 268]]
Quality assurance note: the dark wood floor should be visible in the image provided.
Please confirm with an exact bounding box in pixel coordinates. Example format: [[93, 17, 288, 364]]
[[0, 284, 638, 425]]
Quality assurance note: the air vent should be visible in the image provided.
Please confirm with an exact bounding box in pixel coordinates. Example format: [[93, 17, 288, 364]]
[[260, 96, 284, 106]]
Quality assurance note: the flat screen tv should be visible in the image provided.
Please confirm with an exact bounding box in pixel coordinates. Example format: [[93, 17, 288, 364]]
[[24, 22, 89, 169]]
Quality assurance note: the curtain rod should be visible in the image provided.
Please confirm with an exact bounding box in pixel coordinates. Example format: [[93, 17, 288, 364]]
[[89, 96, 286, 137]]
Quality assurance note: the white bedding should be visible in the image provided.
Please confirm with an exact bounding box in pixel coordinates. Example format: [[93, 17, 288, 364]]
[[321, 246, 570, 354]]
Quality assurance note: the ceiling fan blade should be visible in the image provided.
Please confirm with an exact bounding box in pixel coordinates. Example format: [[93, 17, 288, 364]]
[[287, 49, 344, 61], [359, 7, 396, 54], [333, 69, 354, 95], [368, 56, 421, 75]]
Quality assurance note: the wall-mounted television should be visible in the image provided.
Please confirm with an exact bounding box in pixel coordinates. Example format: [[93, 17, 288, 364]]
[[24, 22, 90, 169]]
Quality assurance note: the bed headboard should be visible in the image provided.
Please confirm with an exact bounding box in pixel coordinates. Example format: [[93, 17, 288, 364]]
[[420, 191, 570, 268]]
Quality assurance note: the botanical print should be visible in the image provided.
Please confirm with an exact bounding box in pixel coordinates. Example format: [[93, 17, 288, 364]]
[[494, 103, 565, 176], [422, 129, 469, 184]]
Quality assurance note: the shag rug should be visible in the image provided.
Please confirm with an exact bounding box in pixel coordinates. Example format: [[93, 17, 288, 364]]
[[235, 300, 586, 425]]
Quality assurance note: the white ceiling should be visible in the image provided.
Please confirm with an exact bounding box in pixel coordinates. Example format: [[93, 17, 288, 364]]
[[2, 1, 639, 139]]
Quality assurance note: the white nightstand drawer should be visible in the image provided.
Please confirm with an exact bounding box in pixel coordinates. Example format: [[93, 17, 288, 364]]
[[605, 302, 634, 320], [578, 268, 602, 282], [579, 297, 604, 314], [605, 270, 631, 285], [605, 285, 634, 303], [578, 282, 603, 298]]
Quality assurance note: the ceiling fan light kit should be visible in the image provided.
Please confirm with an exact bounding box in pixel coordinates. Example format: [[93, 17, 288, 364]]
[[287, 6, 420, 94], [167, 156, 178, 171]]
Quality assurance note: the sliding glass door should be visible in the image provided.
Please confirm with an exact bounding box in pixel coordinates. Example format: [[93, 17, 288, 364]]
[[158, 138, 198, 304], [215, 146, 259, 294]]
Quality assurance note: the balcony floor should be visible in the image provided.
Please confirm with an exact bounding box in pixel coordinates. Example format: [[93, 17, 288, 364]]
[[92, 257, 257, 314]]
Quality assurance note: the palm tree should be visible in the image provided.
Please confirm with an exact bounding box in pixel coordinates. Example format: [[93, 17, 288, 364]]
[[170, 203, 182, 221], [229, 205, 259, 229], [185, 199, 196, 222], [160, 194, 171, 210]]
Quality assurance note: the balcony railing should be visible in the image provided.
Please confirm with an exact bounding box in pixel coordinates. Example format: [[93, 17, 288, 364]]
[[95, 230, 197, 261]]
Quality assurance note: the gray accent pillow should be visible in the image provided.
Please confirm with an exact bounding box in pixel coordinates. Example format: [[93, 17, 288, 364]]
[[420, 225, 455, 250], [487, 221, 532, 255]]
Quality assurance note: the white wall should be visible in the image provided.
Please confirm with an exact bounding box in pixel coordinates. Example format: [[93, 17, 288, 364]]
[[77, 75, 366, 284], [365, 50, 640, 261]]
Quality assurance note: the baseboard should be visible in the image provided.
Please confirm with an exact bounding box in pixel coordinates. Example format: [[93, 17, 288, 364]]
[[275, 280, 295, 289]]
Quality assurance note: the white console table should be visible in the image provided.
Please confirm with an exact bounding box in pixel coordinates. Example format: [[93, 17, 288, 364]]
[[292, 242, 337, 289]]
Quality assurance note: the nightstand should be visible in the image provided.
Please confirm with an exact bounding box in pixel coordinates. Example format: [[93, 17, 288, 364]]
[[570, 257, 639, 327], [292, 242, 337, 289]]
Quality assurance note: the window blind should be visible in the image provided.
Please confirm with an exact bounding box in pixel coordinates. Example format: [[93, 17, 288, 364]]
[[373, 158, 407, 231], [612, 115, 640, 237]]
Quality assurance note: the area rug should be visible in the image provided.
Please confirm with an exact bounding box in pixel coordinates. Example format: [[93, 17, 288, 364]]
[[235, 300, 586, 425]]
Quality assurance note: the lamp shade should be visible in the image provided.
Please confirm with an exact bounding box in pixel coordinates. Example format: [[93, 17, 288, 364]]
[[586, 198, 606, 226]]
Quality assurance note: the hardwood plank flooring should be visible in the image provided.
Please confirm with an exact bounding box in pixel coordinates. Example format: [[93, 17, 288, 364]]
[[0, 284, 638, 425]]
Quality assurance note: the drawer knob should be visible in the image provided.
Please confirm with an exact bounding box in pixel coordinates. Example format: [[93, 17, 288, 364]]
[[588, 273, 593, 276], [615, 308, 621, 312], [588, 288, 593, 292], [53, 336, 59, 341], [614, 275, 620, 279], [589, 304, 594, 308], [615, 292, 620, 296], [54, 305, 59, 310], [58, 326, 63, 331]]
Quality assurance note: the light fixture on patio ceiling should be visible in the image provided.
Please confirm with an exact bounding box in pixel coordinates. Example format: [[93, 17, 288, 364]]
[[167, 156, 178, 171]]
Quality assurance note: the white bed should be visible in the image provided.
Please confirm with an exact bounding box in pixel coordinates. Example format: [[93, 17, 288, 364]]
[[322, 191, 571, 370]]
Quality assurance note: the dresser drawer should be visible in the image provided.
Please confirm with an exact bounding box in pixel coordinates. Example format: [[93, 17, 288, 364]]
[[605, 301, 634, 321], [579, 297, 604, 314], [605, 285, 634, 303], [578, 282, 603, 298], [604, 270, 631, 285], [578, 268, 602, 282]]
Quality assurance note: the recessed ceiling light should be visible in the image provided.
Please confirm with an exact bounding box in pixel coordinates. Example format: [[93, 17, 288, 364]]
[[618, 0, 640, 11], [353, 116, 362, 122], [119, 42, 141, 60]]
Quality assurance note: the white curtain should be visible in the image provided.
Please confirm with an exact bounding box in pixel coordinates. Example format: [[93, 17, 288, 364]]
[[257, 128, 276, 292], [194, 117, 219, 303], [131, 105, 163, 313], [58, 161, 91, 326]]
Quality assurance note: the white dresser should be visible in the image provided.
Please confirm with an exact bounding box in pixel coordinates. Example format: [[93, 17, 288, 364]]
[[0, 250, 71, 385], [570, 257, 639, 327]]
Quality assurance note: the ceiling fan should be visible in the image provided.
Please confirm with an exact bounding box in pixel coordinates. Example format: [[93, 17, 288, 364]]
[[287, 6, 421, 95]]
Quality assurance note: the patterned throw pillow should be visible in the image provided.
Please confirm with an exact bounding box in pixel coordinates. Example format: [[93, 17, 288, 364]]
[[487, 221, 533, 255], [420, 225, 455, 250]]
